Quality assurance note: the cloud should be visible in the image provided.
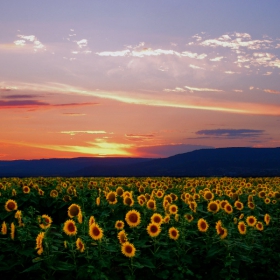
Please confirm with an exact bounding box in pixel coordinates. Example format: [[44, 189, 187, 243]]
[[96, 48, 207, 59], [264, 89, 280, 94], [14, 34, 46, 51], [0, 99, 99, 109], [2, 94, 43, 99], [210, 56, 224, 62], [62, 113, 86, 116], [199, 32, 273, 51], [189, 64, 204, 70], [185, 86, 223, 92], [61, 130, 107, 136], [76, 39, 88, 48], [125, 134, 155, 142], [195, 129, 265, 139]]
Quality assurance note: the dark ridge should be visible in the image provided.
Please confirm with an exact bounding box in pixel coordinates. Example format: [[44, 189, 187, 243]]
[[1, 147, 280, 177]]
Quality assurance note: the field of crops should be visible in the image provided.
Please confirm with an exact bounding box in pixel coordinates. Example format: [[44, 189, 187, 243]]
[[0, 176, 280, 279]]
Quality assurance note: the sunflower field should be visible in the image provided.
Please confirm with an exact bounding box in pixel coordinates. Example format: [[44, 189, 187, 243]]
[[0, 176, 280, 280]]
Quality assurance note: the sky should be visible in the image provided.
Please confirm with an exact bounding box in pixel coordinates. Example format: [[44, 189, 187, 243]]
[[0, 0, 280, 160]]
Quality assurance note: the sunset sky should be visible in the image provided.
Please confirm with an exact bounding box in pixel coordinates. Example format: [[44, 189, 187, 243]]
[[1, 1, 280, 160]]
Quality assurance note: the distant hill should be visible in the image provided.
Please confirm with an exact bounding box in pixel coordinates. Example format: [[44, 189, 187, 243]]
[[1, 147, 280, 177]]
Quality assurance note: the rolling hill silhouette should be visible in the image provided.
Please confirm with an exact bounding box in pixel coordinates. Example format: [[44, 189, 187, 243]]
[[1, 147, 280, 177]]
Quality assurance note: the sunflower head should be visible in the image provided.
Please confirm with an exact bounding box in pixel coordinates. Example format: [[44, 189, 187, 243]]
[[106, 191, 118, 204], [168, 204, 178, 215], [184, 214, 193, 222], [5, 199, 18, 212], [238, 221, 246, 235], [150, 213, 163, 224], [63, 219, 77, 236], [197, 218, 209, 232], [168, 227, 179, 240], [146, 199, 156, 211], [117, 230, 127, 244], [76, 238, 85, 253], [89, 223, 103, 240], [22, 186, 30, 194], [207, 201, 220, 213], [39, 214, 53, 229], [50, 190, 59, 198], [224, 203, 233, 214], [147, 223, 161, 238], [123, 196, 134, 207], [255, 221, 264, 231], [125, 210, 141, 228], [115, 220, 125, 230], [264, 213, 270, 225], [67, 204, 81, 218], [121, 242, 136, 258], [246, 215, 257, 227], [204, 191, 214, 201]]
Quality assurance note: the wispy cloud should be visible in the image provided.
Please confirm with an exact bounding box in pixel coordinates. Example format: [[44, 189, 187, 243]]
[[264, 89, 280, 94], [195, 129, 265, 139], [61, 130, 107, 136], [125, 134, 155, 142], [185, 86, 223, 92]]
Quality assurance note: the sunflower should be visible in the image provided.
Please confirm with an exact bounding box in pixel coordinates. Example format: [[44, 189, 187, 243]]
[[96, 197, 101, 206], [147, 223, 161, 238], [106, 191, 118, 205], [89, 223, 103, 240], [63, 220, 77, 236], [239, 213, 244, 220], [115, 220, 125, 230], [67, 204, 81, 218], [125, 210, 141, 228], [197, 218, 209, 232], [255, 221, 264, 231], [164, 195, 173, 204], [207, 201, 220, 213], [146, 199, 157, 211], [137, 195, 146, 206], [63, 195, 71, 202], [168, 204, 178, 215], [77, 212, 83, 224], [123, 196, 134, 207], [35, 232, 44, 254], [10, 222, 15, 240], [39, 214, 53, 229], [238, 221, 246, 235], [155, 190, 164, 199], [117, 230, 128, 244], [264, 214, 270, 225], [189, 201, 197, 213], [246, 215, 257, 227], [247, 202, 255, 210], [76, 238, 85, 253], [35, 232, 45, 250], [220, 200, 228, 209], [204, 191, 214, 200], [50, 189, 58, 198], [215, 221, 227, 239], [234, 201, 244, 211], [184, 214, 194, 222], [89, 216, 95, 227], [12, 189, 17, 196], [22, 186, 30, 194], [1, 221, 7, 235], [163, 215, 170, 224], [264, 198, 270, 204], [4, 199, 18, 212], [150, 213, 163, 225], [115, 187, 124, 196], [224, 203, 233, 214], [168, 227, 179, 240], [121, 242, 136, 258]]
